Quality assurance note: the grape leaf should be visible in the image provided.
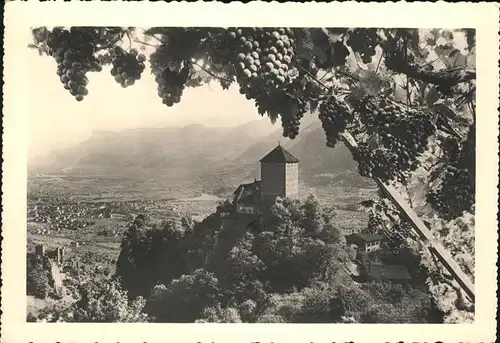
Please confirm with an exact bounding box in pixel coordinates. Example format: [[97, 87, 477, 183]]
[[344, 48, 361, 74], [432, 101, 471, 128], [356, 70, 390, 97], [321, 28, 346, 43], [434, 44, 468, 69]]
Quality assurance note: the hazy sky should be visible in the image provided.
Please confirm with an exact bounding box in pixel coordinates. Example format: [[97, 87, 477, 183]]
[[26, 30, 274, 158]]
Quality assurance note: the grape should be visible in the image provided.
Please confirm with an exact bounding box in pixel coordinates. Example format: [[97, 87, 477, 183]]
[[154, 65, 190, 107], [318, 96, 352, 148], [427, 123, 475, 219], [280, 99, 307, 139], [218, 27, 304, 138], [346, 29, 381, 64], [224, 27, 297, 92], [353, 96, 436, 183], [110, 46, 146, 88], [46, 27, 101, 101]]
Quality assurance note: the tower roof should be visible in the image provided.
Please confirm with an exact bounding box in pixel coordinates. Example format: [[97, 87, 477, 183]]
[[259, 145, 299, 163]]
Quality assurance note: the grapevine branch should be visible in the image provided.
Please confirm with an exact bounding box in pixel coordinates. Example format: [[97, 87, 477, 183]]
[[133, 39, 158, 48], [383, 36, 475, 89], [193, 62, 233, 83], [297, 64, 331, 91], [389, 63, 476, 89]]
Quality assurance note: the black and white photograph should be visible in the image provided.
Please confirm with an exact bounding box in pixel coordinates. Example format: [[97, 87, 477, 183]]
[[1, 2, 498, 343], [23, 24, 479, 324]]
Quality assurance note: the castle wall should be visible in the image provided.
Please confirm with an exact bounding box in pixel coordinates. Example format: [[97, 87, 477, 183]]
[[285, 163, 299, 198], [261, 162, 286, 204]]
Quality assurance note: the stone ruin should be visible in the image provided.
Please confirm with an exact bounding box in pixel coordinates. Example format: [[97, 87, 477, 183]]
[[35, 244, 65, 265]]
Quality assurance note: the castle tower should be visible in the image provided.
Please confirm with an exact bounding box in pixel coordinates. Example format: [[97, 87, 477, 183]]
[[260, 143, 299, 206]]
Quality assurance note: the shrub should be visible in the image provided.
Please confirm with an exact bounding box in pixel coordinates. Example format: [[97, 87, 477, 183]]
[[27, 255, 51, 299]]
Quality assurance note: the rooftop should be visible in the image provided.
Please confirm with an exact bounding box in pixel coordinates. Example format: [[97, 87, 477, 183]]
[[367, 263, 412, 281], [347, 232, 385, 242], [233, 180, 261, 205], [259, 144, 299, 163], [233, 180, 260, 195]]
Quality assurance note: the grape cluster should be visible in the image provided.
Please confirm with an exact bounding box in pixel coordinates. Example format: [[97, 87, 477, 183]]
[[354, 144, 401, 181], [427, 124, 475, 219], [46, 27, 102, 101], [346, 29, 381, 64], [280, 100, 307, 139], [440, 136, 460, 163], [318, 96, 352, 148], [110, 47, 146, 88], [354, 98, 436, 183], [225, 27, 296, 91], [219, 27, 307, 139], [155, 65, 190, 107], [240, 81, 306, 139]]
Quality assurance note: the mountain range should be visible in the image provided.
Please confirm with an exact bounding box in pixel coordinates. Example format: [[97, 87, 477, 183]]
[[29, 116, 374, 195]]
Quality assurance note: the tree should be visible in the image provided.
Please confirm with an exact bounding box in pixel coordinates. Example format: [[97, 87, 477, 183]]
[[333, 282, 435, 323], [29, 26, 476, 320], [72, 277, 149, 323], [145, 269, 222, 322], [27, 253, 54, 299], [29, 276, 150, 323], [116, 214, 191, 298]]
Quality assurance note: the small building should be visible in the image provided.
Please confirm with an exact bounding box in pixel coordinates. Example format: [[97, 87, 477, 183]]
[[346, 233, 384, 254], [365, 262, 412, 285], [232, 180, 261, 215]]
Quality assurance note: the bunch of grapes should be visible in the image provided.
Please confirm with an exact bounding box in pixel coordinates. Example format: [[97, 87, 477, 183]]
[[224, 27, 296, 92], [354, 97, 436, 183], [346, 29, 381, 64], [110, 47, 146, 88], [46, 27, 102, 101], [354, 144, 403, 181], [318, 96, 353, 148], [242, 81, 306, 139], [155, 65, 190, 107], [440, 136, 460, 163], [279, 99, 307, 139], [427, 124, 475, 219]]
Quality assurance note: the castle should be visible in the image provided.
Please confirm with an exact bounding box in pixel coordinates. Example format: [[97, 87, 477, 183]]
[[232, 144, 299, 215]]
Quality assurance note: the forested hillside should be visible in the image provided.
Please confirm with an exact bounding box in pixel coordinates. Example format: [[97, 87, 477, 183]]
[[29, 195, 442, 323]]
